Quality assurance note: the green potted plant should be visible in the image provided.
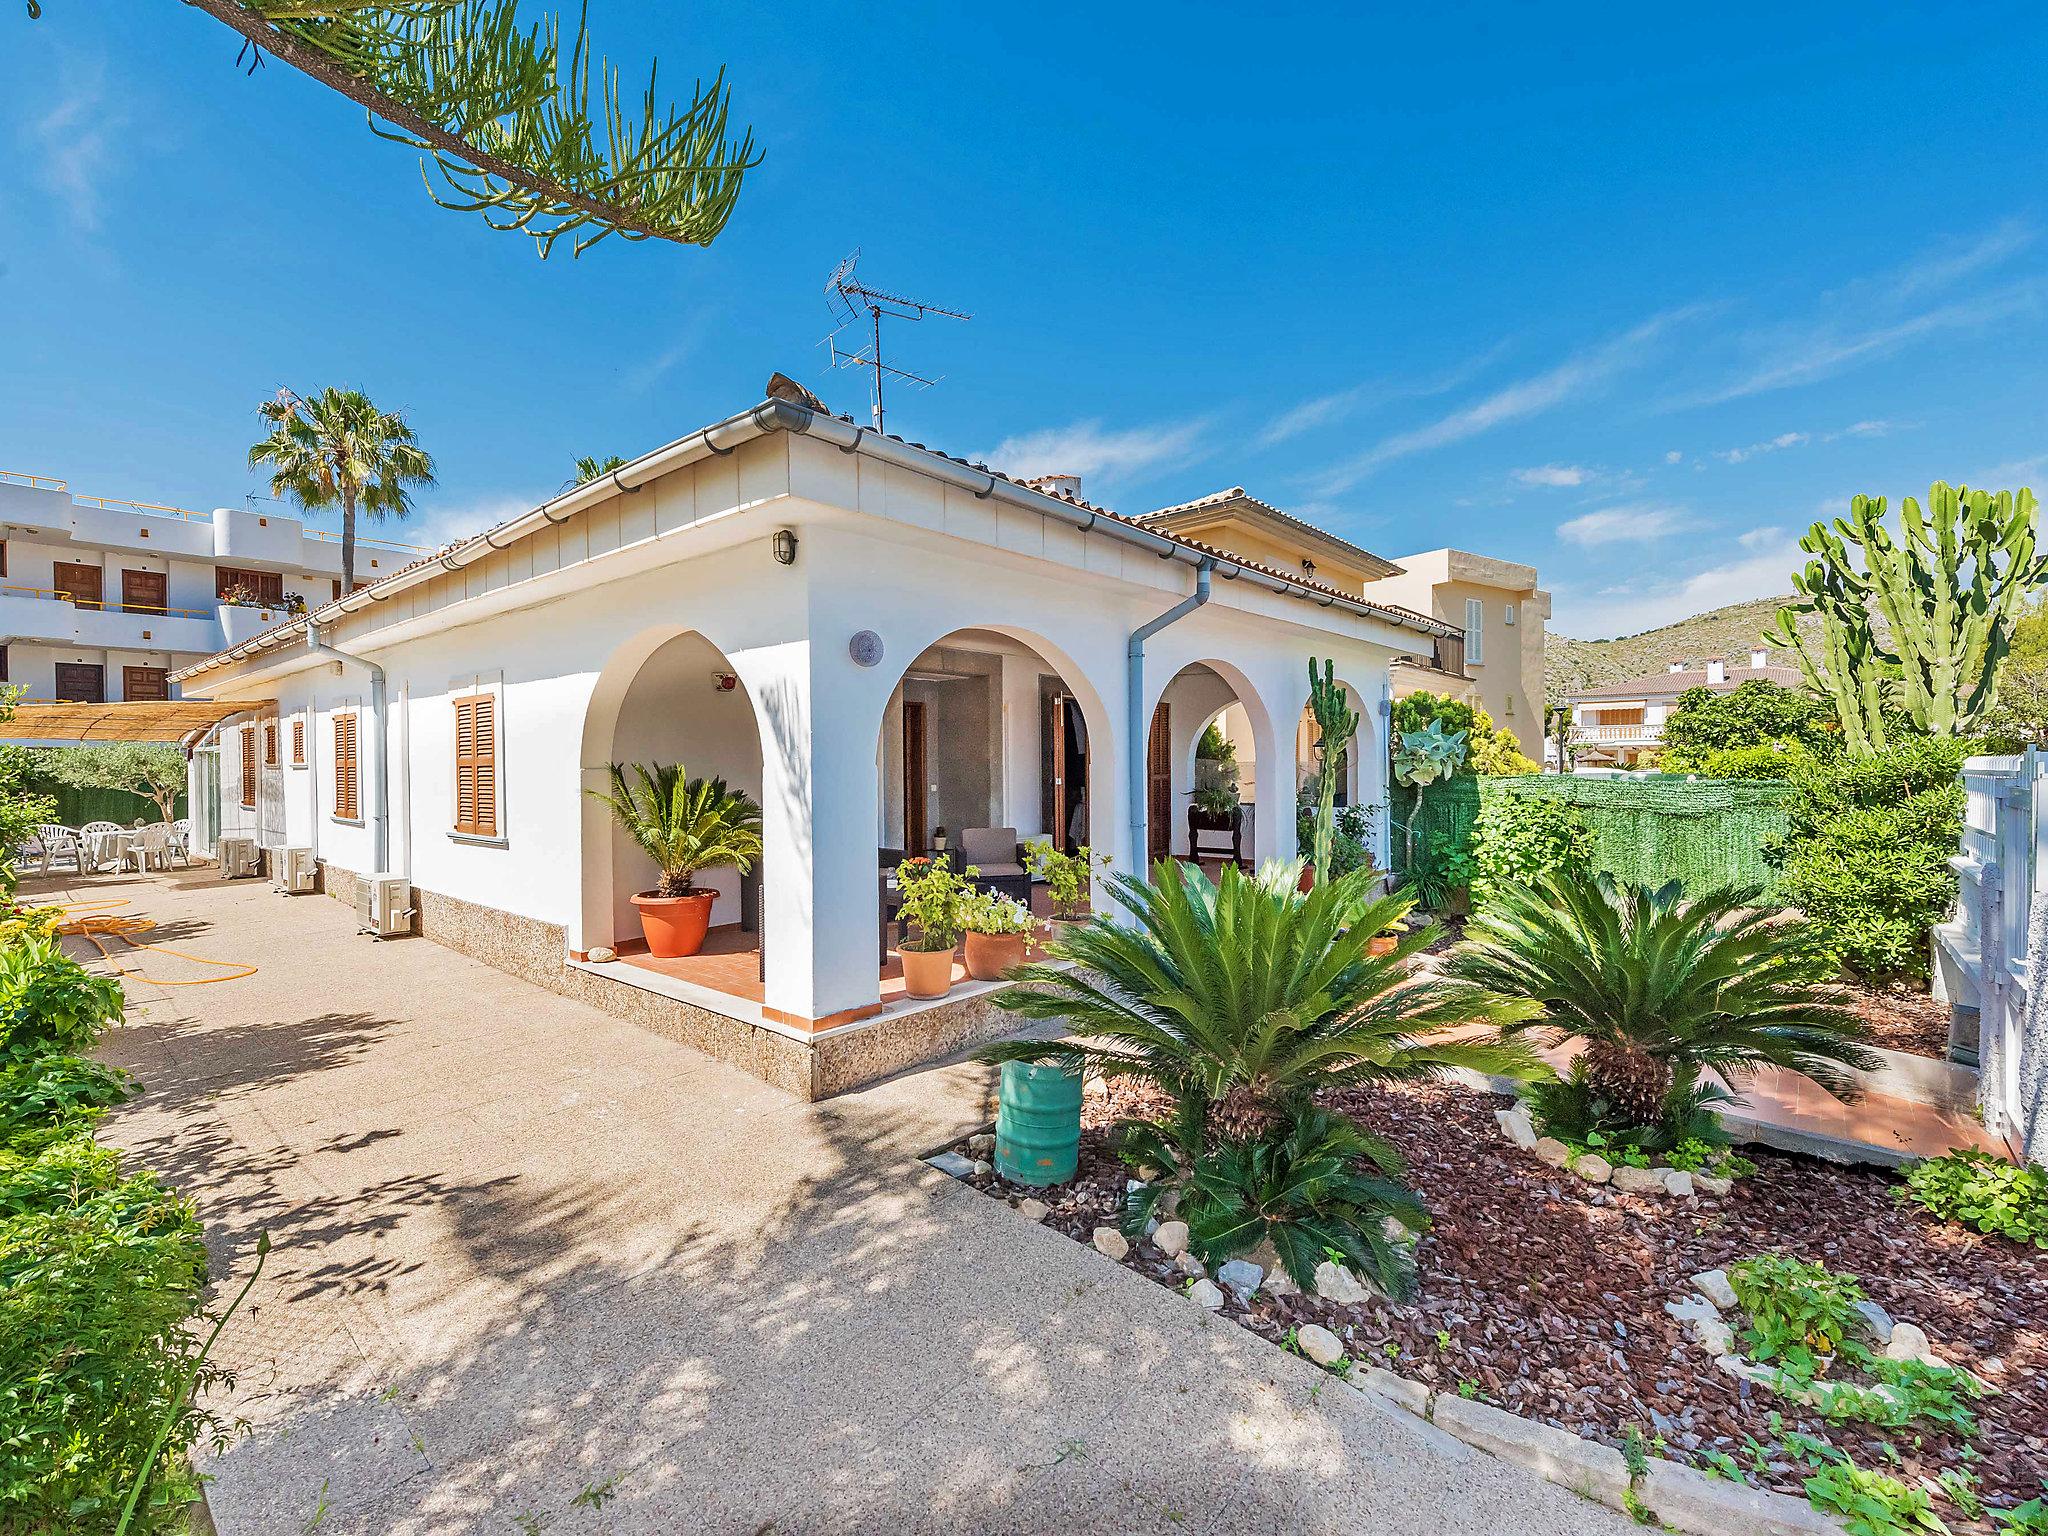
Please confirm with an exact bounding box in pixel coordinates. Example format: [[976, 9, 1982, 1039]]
[[1023, 839, 1107, 921], [960, 889, 1036, 981], [586, 763, 763, 959], [895, 855, 972, 997]]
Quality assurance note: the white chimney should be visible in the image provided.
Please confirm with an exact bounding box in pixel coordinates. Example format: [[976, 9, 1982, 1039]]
[[1706, 657, 1726, 685], [1751, 646, 1769, 669], [1668, 659, 1686, 674], [1023, 473, 1082, 501]]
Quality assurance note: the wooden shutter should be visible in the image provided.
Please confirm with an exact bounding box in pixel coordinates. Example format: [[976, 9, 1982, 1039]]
[[263, 719, 278, 766], [291, 717, 306, 766], [333, 713, 359, 821], [453, 693, 498, 837], [1146, 700, 1172, 865], [54, 662, 104, 703], [52, 562, 103, 608], [240, 725, 257, 808]]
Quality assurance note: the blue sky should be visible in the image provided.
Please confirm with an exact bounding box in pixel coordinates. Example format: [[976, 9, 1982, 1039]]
[[5, 3, 2046, 639]]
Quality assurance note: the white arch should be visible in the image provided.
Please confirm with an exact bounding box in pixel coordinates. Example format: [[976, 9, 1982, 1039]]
[[1147, 655, 1284, 867]]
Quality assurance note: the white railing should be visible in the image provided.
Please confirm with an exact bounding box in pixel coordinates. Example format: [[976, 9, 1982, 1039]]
[[1570, 721, 1661, 744], [1939, 751, 2045, 1158]]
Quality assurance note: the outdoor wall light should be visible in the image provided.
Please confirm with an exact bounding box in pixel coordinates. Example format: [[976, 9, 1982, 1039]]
[[772, 528, 798, 566]]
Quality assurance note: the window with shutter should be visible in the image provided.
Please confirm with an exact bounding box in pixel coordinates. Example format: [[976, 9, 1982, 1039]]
[[1464, 597, 1485, 666], [453, 693, 498, 837], [291, 717, 306, 766], [240, 726, 256, 808], [333, 712, 360, 821], [263, 719, 278, 767]]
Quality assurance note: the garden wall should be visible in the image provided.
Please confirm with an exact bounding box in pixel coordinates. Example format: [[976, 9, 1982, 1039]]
[[31, 783, 187, 827], [1392, 774, 1793, 897]]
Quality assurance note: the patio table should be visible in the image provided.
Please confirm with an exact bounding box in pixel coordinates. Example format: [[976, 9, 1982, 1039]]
[[84, 828, 140, 871]]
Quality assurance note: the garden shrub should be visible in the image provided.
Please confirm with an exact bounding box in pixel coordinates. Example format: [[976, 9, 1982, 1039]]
[[1394, 692, 1535, 776], [1293, 791, 1378, 878], [1470, 791, 1592, 906], [1902, 1148, 2048, 1249], [0, 934, 126, 1063], [1659, 679, 1838, 771], [1772, 737, 1966, 980], [1700, 740, 1817, 780]]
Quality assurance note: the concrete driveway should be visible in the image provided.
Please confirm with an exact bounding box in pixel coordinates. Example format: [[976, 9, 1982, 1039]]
[[52, 868, 1633, 1535]]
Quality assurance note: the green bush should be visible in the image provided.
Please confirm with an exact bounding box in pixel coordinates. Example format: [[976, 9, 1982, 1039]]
[[1730, 1253, 1866, 1368], [1701, 740, 1818, 780], [1659, 679, 1838, 771], [1772, 738, 1965, 980], [0, 936, 127, 1064], [1470, 792, 1593, 907], [1902, 1148, 2048, 1248]]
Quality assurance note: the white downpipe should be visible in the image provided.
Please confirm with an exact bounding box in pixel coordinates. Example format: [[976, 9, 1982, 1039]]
[[306, 621, 390, 873], [1127, 558, 1214, 876]]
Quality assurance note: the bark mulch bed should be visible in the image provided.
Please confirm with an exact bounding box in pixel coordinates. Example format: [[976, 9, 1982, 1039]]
[[1847, 981, 1954, 1059], [948, 1077, 2046, 1526]]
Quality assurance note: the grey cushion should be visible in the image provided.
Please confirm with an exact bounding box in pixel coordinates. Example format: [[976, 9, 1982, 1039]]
[[958, 827, 1020, 866], [970, 862, 1027, 879]]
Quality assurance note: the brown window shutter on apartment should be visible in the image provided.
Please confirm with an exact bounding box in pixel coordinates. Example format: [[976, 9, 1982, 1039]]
[[453, 694, 497, 837], [240, 726, 257, 808], [291, 717, 305, 765], [263, 720, 278, 766], [334, 713, 359, 821]]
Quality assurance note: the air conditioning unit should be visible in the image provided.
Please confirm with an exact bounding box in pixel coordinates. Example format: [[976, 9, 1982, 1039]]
[[356, 873, 414, 939], [218, 836, 262, 880], [272, 846, 318, 895]]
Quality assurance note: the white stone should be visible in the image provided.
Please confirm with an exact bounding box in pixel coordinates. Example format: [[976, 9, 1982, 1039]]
[[1885, 1321, 1933, 1364], [1851, 1299, 1894, 1345], [1611, 1164, 1665, 1195], [1665, 1295, 1734, 1355], [1382, 1216, 1415, 1244], [1091, 1227, 1129, 1261], [1495, 1103, 1538, 1149], [1313, 1260, 1373, 1304], [1296, 1323, 1345, 1367], [1533, 1136, 1573, 1169], [1216, 1259, 1264, 1298], [1691, 1269, 1738, 1311], [1174, 1251, 1206, 1278], [970, 1159, 993, 1178], [1661, 1169, 1695, 1198], [1263, 1265, 1298, 1297], [1151, 1219, 1190, 1258], [1016, 1198, 1049, 1223], [1694, 1172, 1733, 1196], [966, 1132, 995, 1156], [925, 1150, 976, 1178], [1187, 1278, 1226, 1310], [1573, 1152, 1613, 1185], [586, 946, 617, 963]]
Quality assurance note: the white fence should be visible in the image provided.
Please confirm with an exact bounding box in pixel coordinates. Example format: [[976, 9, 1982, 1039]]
[[1937, 752, 2047, 1159]]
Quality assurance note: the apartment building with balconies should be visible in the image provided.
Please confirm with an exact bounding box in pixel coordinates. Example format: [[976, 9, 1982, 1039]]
[[0, 471, 422, 705]]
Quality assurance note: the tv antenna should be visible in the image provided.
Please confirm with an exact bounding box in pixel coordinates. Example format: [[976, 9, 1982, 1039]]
[[823, 250, 970, 434]]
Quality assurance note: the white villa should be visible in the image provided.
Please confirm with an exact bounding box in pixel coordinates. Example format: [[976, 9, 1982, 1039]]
[[172, 386, 1468, 1097], [1564, 648, 1803, 769]]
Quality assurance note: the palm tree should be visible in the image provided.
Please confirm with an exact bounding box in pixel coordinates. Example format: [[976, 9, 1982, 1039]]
[[248, 388, 436, 594], [1443, 872, 1880, 1131], [571, 455, 627, 488], [983, 862, 1540, 1141], [585, 763, 763, 896]]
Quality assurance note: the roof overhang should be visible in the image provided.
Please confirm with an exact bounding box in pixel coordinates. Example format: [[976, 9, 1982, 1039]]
[[1, 700, 271, 745]]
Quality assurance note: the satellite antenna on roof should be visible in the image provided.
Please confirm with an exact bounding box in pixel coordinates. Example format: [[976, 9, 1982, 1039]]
[[823, 249, 970, 434]]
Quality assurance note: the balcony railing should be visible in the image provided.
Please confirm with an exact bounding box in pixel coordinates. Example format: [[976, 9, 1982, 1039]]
[[1, 584, 216, 619], [1570, 721, 1661, 744], [0, 469, 67, 491], [1433, 634, 1467, 676]]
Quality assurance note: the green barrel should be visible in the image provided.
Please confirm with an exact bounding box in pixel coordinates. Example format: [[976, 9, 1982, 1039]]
[[995, 1060, 1084, 1186]]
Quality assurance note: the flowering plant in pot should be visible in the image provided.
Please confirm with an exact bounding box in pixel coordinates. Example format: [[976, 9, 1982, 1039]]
[[587, 762, 762, 959], [895, 855, 972, 997], [1023, 839, 1108, 920], [960, 889, 1036, 981]]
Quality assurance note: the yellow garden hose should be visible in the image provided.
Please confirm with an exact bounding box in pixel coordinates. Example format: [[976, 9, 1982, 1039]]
[[51, 898, 258, 986]]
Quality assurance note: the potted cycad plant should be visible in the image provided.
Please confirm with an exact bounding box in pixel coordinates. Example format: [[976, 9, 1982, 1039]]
[[895, 855, 971, 997], [587, 763, 763, 959], [961, 889, 1036, 981]]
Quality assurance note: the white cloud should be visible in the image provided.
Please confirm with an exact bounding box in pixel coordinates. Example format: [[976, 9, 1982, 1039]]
[[26, 55, 119, 230], [1256, 338, 1512, 448], [1310, 310, 1694, 494], [983, 417, 1209, 487], [1551, 527, 1805, 639], [1556, 502, 1690, 547], [1714, 430, 1809, 465], [1513, 463, 1591, 488], [1663, 449, 1684, 464], [395, 493, 540, 550]]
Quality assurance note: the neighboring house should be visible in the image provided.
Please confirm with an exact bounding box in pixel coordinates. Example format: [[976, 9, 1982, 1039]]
[[1356, 549, 1549, 748], [0, 471, 417, 706], [1563, 648, 1803, 769], [173, 393, 1459, 1100]]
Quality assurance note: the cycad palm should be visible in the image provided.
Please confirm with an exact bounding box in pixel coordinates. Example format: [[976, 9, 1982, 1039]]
[[586, 763, 762, 896], [1444, 872, 1879, 1127], [984, 862, 1540, 1138], [248, 387, 436, 594]]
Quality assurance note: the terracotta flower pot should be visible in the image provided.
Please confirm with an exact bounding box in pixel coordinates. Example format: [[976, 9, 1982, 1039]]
[[898, 943, 958, 998], [963, 929, 1028, 982], [632, 889, 715, 959], [1298, 863, 1317, 893], [1367, 934, 1398, 958]]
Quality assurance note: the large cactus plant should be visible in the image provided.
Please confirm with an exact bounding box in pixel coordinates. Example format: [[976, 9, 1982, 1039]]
[[1305, 658, 1361, 878], [1770, 482, 2046, 754]]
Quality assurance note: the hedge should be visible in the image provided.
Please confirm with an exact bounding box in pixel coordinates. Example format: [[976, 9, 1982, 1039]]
[[1392, 774, 1793, 898]]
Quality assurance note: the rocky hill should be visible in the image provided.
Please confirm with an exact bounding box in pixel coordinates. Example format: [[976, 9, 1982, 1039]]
[[1544, 596, 1822, 701]]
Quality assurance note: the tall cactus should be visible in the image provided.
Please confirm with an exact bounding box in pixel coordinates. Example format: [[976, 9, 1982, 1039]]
[[1305, 658, 1361, 877], [1770, 482, 2045, 753]]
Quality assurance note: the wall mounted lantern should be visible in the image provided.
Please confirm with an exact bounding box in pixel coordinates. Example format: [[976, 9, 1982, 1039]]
[[772, 528, 799, 566]]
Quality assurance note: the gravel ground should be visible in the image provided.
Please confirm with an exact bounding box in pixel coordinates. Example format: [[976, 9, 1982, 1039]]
[[1847, 981, 1954, 1058], [951, 1077, 2047, 1526]]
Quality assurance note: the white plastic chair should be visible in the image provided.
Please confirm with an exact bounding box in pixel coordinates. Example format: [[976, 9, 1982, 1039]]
[[124, 824, 171, 873], [32, 824, 82, 875], [78, 821, 124, 871], [166, 818, 192, 867]]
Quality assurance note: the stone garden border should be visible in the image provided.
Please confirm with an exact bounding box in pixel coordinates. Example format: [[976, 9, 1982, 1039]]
[[921, 1141, 1851, 1536], [1495, 1100, 1739, 1197]]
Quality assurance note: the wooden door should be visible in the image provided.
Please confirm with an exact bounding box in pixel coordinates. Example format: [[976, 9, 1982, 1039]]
[[122, 666, 168, 702], [121, 569, 167, 615], [52, 562, 102, 608], [1045, 692, 1071, 853], [54, 662, 104, 702], [1147, 700, 1172, 866], [902, 700, 928, 853]]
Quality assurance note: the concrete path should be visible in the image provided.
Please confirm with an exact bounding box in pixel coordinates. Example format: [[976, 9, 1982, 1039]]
[[48, 869, 1634, 1535]]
